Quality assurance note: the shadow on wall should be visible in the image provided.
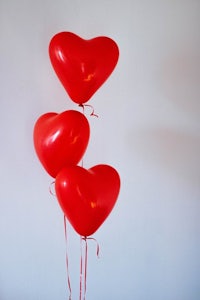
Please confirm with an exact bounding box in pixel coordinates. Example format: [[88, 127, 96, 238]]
[[127, 127, 200, 186], [159, 44, 200, 117]]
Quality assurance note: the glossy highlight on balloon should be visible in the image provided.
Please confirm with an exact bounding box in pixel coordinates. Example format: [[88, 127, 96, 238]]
[[33, 110, 90, 178], [55, 164, 120, 236], [49, 32, 119, 104]]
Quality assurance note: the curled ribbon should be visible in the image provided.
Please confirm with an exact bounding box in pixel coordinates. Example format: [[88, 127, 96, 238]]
[[79, 104, 99, 118], [49, 180, 56, 196]]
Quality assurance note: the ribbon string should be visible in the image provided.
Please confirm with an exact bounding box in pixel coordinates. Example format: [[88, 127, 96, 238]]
[[49, 180, 56, 196], [79, 104, 99, 118], [79, 236, 100, 300], [64, 216, 72, 300], [79, 237, 86, 300], [85, 237, 100, 258]]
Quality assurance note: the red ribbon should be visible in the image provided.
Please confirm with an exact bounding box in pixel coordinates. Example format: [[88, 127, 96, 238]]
[[64, 215, 72, 300], [79, 104, 99, 118], [80, 236, 100, 300], [49, 180, 56, 196]]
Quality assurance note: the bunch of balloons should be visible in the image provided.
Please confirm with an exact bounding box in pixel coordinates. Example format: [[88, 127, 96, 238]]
[[33, 32, 120, 237]]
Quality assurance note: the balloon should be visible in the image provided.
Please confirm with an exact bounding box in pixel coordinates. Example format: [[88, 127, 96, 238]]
[[49, 32, 119, 104], [33, 110, 90, 178], [55, 164, 120, 236]]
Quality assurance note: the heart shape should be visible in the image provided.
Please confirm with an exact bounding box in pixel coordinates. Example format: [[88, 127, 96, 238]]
[[33, 110, 90, 178], [55, 164, 120, 236], [49, 32, 119, 104]]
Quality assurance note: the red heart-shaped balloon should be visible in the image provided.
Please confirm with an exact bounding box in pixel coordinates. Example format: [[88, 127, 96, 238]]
[[33, 110, 90, 178], [55, 164, 120, 236], [49, 32, 119, 104]]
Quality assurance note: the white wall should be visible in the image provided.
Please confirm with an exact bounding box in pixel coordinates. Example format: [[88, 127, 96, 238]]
[[0, 0, 200, 299]]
